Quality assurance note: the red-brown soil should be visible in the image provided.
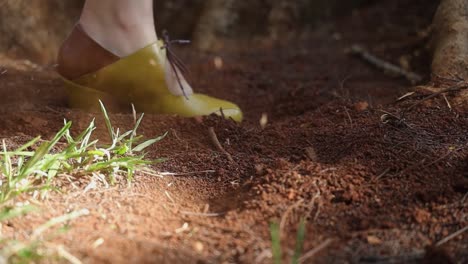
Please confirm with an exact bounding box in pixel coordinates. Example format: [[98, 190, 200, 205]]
[[0, 1, 466, 263]]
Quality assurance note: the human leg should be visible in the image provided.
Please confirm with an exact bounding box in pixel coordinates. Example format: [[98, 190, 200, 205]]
[[57, 0, 241, 121]]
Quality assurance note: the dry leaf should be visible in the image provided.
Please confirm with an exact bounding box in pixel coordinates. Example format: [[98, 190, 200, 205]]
[[367, 235, 382, 245]]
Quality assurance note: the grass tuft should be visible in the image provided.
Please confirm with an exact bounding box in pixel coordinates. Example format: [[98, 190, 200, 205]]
[[0, 101, 165, 203], [0, 101, 165, 262]]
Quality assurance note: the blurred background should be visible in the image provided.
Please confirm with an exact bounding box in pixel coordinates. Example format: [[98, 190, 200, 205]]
[[0, 0, 382, 64]]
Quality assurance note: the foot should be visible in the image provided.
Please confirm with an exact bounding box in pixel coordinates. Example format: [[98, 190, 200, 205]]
[[57, 0, 242, 122], [59, 0, 193, 97], [58, 24, 194, 97], [57, 26, 242, 122]]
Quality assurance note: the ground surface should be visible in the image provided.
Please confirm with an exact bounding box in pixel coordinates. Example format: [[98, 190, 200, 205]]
[[0, 1, 467, 263]]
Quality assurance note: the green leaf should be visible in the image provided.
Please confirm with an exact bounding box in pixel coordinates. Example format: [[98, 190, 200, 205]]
[[132, 132, 168, 152]]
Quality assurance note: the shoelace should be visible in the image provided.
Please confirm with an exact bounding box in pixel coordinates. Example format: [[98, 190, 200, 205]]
[[161, 30, 191, 100]]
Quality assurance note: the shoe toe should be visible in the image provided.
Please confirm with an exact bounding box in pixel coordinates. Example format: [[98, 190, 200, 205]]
[[213, 107, 243, 122]]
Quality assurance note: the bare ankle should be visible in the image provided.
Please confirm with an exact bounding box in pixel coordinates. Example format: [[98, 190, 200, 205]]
[[57, 25, 119, 80], [79, 0, 157, 57]]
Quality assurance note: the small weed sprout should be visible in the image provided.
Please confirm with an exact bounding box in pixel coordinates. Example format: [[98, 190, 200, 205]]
[[270, 218, 306, 264]]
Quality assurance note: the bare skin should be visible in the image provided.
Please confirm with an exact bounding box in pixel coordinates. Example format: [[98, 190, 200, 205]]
[[78, 0, 193, 96]]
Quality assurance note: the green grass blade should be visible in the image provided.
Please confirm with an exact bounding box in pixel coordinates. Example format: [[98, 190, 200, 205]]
[[129, 113, 144, 151], [2, 140, 13, 187], [31, 209, 89, 239], [17, 156, 24, 173], [292, 218, 307, 264], [46, 160, 61, 181], [19, 122, 71, 177], [19, 143, 52, 177], [79, 119, 96, 150], [80, 140, 99, 152], [127, 167, 134, 183], [0, 205, 37, 222], [63, 119, 75, 145], [117, 130, 133, 142], [270, 221, 282, 264], [48, 122, 72, 149], [14, 136, 41, 153], [14, 244, 42, 263], [132, 132, 168, 152], [4, 151, 35, 157], [150, 158, 167, 164], [99, 100, 115, 141], [86, 157, 151, 172]]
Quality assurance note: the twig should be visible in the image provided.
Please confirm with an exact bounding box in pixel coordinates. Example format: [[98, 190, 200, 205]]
[[349, 45, 422, 84], [461, 192, 468, 204], [404, 83, 468, 113], [299, 238, 334, 264], [423, 149, 456, 167], [45, 106, 63, 114], [0, 69, 7, 75], [398, 148, 457, 176], [56, 245, 82, 264], [375, 167, 391, 181], [305, 147, 318, 162], [180, 211, 225, 217], [280, 199, 304, 238], [396, 91, 416, 102], [343, 106, 353, 127], [131, 104, 137, 125], [359, 251, 425, 263], [170, 128, 183, 142], [208, 127, 234, 162], [305, 180, 322, 221], [442, 94, 452, 109], [435, 226, 468, 247], [159, 170, 216, 176], [164, 190, 176, 204]]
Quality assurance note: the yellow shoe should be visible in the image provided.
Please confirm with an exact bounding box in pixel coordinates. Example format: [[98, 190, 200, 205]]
[[58, 25, 243, 122]]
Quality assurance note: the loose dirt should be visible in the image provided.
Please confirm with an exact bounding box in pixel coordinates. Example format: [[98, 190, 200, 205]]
[[0, 0, 466, 263]]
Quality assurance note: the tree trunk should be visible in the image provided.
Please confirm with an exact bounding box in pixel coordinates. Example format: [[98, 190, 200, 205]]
[[431, 0, 468, 81]]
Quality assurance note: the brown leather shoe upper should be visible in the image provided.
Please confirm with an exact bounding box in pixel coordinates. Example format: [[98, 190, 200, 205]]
[[57, 24, 119, 80]]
